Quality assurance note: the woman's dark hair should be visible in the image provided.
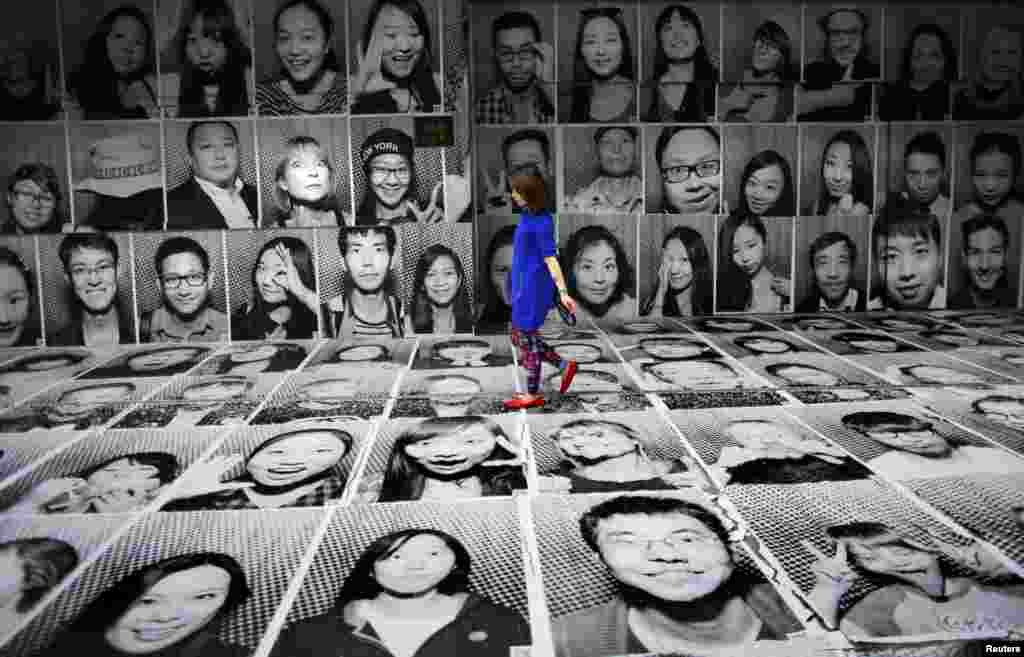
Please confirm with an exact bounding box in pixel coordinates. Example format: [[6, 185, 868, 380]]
[[377, 416, 521, 502], [815, 130, 874, 215], [240, 236, 318, 336], [78, 452, 180, 486], [273, 136, 340, 224], [1, 538, 78, 613], [477, 225, 516, 325], [970, 132, 1023, 183], [717, 213, 768, 311], [650, 5, 717, 82], [357, 0, 440, 111], [6, 163, 64, 233], [737, 150, 795, 217], [901, 23, 957, 83], [273, 0, 340, 76], [334, 529, 471, 605], [562, 225, 635, 318], [238, 428, 351, 487], [509, 163, 547, 213], [172, 0, 251, 117], [570, 7, 635, 122], [70, 5, 156, 119], [752, 20, 796, 81], [57, 552, 250, 648], [355, 153, 416, 226], [640, 226, 711, 316], [962, 214, 1011, 294], [410, 244, 473, 334]]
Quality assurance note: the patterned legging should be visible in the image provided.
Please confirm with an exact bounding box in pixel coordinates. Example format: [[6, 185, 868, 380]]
[[511, 327, 564, 394]]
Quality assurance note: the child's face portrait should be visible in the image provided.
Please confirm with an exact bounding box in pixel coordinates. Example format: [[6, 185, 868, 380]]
[[876, 233, 941, 309]]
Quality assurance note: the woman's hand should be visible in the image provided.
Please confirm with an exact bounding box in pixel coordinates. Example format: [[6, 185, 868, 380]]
[[559, 292, 577, 315], [172, 455, 252, 499], [408, 182, 445, 223], [443, 172, 471, 223], [353, 33, 397, 97], [803, 539, 857, 593], [275, 243, 319, 311], [533, 42, 555, 83], [771, 276, 791, 299]]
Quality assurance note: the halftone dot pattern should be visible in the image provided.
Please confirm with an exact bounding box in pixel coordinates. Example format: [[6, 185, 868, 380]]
[[747, 352, 893, 388], [1, 509, 327, 656], [531, 493, 780, 619], [907, 474, 1024, 566], [253, 398, 389, 424], [389, 395, 515, 418], [268, 367, 401, 401], [349, 116, 445, 215], [9, 375, 164, 413], [560, 125, 643, 210], [951, 348, 1024, 380], [79, 345, 215, 379], [789, 387, 914, 405], [912, 386, 1024, 457], [400, 223, 476, 309], [786, 399, 1005, 464], [358, 414, 524, 499], [847, 352, 1019, 387], [162, 118, 259, 191], [0, 432, 82, 485], [411, 335, 515, 369], [275, 499, 530, 629], [305, 337, 413, 370], [0, 514, 131, 571], [255, 116, 354, 226], [706, 331, 824, 359], [666, 405, 851, 467], [145, 372, 283, 403], [222, 228, 319, 322], [657, 389, 789, 410], [131, 230, 229, 322], [725, 480, 980, 614], [35, 232, 137, 346], [527, 410, 697, 475], [192, 341, 315, 376], [399, 366, 519, 396], [314, 226, 409, 308], [0, 427, 224, 512]]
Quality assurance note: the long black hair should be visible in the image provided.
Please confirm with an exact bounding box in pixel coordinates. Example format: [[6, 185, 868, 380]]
[[477, 225, 516, 325], [410, 244, 473, 334], [569, 7, 635, 122], [649, 4, 717, 82], [562, 225, 635, 318], [717, 213, 768, 311], [355, 0, 441, 112], [236, 236, 319, 339], [172, 0, 251, 117], [640, 225, 712, 317], [737, 149, 796, 217]]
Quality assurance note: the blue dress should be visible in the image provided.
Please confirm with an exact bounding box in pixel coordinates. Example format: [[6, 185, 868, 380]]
[[510, 210, 557, 331]]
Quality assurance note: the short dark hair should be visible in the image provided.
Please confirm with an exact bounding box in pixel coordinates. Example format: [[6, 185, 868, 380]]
[[655, 125, 720, 168], [970, 132, 1023, 179], [337, 225, 397, 256], [186, 120, 240, 155], [154, 236, 210, 275], [492, 10, 541, 44], [580, 496, 730, 553], [59, 232, 119, 273], [78, 451, 180, 486], [873, 203, 942, 253], [502, 129, 551, 167], [901, 24, 956, 82], [904, 131, 947, 169], [817, 8, 867, 34], [8, 162, 62, 199], [962, 213, 1009, 252], [809, 231, 857, 268]]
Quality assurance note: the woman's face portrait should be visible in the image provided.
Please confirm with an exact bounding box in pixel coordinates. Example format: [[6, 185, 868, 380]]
[[229, 344, 279, 363], [375, 4, 426, 81], [86, 457, 164, 513], [744, 164, 784, 216], [752, 35, 782, 74], [247, 431, 347, 486], [555, 423, 635, 462], [972, 150, 1014, 209], [128, 348, 202, 373], [662, 238, 693, 293], [255, 248, 292, 305], [0, 264, 30, 347], [573, 240, 619, 306], [276, 3, 329, 83], [180, 380, 248, 402], [823, 141, 854, 200], [404, 425, 496, 476], [300, 378, 358, 400], [732, 223, 765, 277], [742, 337, 792, 354], [845, 538, 936, 577], [279, 146, 331, 204], [580, 16, 623, 78], [597, 129, 636, 177], [368, 153, 412, 208], [489, 244, 514, 306], [661, 129, 721, 214], [980, 27, 1022, 85], [373, 534, 456, 596], [424, 254, 460, 306], [336, 345, 387, 362], [661, 11, 700, 61], [776, 364, 840, 386], [107, 14, 148, 76], [185, 14, 228, 75], [8, 178, 57, 232], [909, 32, 946, 86], [104, 564, 232, 654]]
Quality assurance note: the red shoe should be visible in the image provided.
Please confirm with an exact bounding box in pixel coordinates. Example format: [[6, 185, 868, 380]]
[[560, 361, 578, 394], [504, 395, 545, 410]]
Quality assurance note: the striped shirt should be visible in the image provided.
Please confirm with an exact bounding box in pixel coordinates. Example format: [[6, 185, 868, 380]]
[[256, 77, 349, 116], [328, 293, 405, 339]]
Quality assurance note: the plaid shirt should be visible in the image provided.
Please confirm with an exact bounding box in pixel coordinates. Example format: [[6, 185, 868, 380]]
[[162, 474, 346, 510], [475, 84, 554, 124]]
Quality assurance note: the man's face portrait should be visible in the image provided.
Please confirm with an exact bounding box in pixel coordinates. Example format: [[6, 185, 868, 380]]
[[368, 153, 412, 209], [505, 137, 549, 180], [127, 347, 204, 373], [159, 250, 212, 318], [344, 232, 392, 295], [660, 129, 721, 214], [640, 338, 707, 360], [495, 24, 540, 92], [66, 246, 118, 314], [554, 422, 636, 463], [905, 152, 944, 207], [595, 512, 734, 602], [965, 226, 1007, 293], [774, 364, 840, 387], [49, 383, 134, 420], [188, 123, 239, 188], [649, 360, 738, 387], [863, 423, 950, 456], [813, 241, 854, 306], [824, 9, 865, 68], [875, 233, 942, 310], [597, 128, 636, 178]]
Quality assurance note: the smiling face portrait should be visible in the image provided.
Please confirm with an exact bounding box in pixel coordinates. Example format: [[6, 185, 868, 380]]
[[274, 1, 332, 84], [188, 122, 240, 188], [246, 429, 350, 487], [127, 347, 204, 373], [403, 422, 497, 477], [435, 341, 491, 364], [657, 127, 721, 214], [647, 359, 738, 388]]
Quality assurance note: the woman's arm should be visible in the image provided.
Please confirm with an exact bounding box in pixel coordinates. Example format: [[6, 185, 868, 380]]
[[544, 256, 568, 293]]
